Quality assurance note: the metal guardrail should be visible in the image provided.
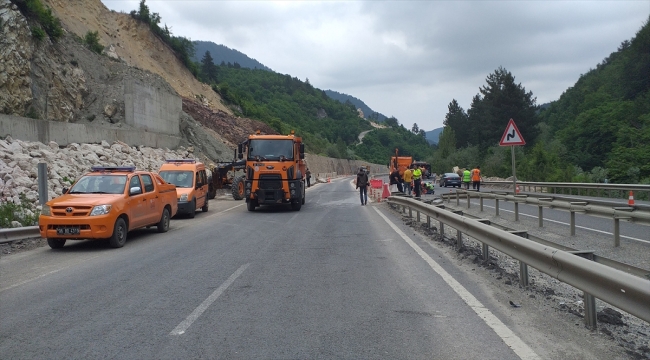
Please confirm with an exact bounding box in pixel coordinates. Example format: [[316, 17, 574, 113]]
[[0, 226, 40, 244], [481, 180, 650, 200], [442, 189, 650, 247], [387, 196, 650, 328]]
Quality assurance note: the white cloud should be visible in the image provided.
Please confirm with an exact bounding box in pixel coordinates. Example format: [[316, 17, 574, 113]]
[[102, 0, 649, 131]]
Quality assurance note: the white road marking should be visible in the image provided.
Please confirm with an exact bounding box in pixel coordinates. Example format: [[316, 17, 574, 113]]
[[219, 203, 245, 213], [374, 208, 540, 360], [473, 202, 649, 244], [170, 263, 250, 336]]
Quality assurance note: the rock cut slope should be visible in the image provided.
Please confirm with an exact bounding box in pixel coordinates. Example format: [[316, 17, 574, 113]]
[[42, 0, 230, 114]]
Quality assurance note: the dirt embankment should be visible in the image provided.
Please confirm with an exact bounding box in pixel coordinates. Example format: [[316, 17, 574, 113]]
[[42, 0, 230, 115], [182, 99, 278, 149]]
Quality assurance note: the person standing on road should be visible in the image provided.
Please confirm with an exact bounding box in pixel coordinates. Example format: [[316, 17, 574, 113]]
[[306, 168, 312, 187], [471, 166, 482, 191], [463, 167, 471, 190], [412, 165, 422, 198], [403, 166, 413, 196], [390, 169, 403, 193], [356, 167, 369, 205]]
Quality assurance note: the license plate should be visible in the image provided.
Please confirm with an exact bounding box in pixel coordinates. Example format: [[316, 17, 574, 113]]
[[56, 227, 80, 235]]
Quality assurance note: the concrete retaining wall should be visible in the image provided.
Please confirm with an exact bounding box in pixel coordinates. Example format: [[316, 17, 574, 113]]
[[0, 114, 182, 149], [124, 79, 180, 136], [305, 153, 388, 179]]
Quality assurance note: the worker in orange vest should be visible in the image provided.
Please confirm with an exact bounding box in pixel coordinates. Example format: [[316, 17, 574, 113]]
[[471, 166, 482, 191]]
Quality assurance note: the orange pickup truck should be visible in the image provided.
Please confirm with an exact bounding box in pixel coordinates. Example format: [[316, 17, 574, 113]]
[[39, 166, 178, 249]]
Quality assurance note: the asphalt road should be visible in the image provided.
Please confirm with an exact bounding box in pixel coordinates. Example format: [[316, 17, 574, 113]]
[[0, 178, 635, 359]]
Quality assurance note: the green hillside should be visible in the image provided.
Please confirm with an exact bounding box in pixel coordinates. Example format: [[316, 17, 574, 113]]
[[538, 16, 650, 183], [433, 17, 649, 185]]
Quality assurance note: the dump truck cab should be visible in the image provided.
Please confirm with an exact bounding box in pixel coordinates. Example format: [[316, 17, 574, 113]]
[[239, 131, 306, 211]]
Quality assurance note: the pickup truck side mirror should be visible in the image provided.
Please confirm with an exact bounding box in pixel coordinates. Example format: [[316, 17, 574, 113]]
[[130, 186, 142, 195], [238, 144, 244, 159], [62, 187, 69, 194], [299, 143, 305, 159]]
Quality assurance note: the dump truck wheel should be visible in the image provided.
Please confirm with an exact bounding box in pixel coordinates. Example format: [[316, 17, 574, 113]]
[[232, 176, 245, 200]]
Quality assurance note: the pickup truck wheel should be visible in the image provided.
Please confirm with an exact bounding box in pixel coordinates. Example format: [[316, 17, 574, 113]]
[[232, 176, 245, 200], [157, 207, 170, 233], [202, 198, 209, 212], [108, 218, 127, 248], [188, 199, 196, 218], [247, 199, 257, 211], [47, 238, 66, 249]]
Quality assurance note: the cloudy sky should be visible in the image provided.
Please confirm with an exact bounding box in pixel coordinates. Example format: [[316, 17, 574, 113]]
[[101, 0, 649, 131]]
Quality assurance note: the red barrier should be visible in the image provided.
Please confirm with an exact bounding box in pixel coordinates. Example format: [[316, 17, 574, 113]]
[[370, 179, 383, 189]]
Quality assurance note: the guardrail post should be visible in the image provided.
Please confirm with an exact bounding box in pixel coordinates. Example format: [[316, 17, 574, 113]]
[[584, 292, 597, 330], [416, 209, 420, 223], [466, 192, 470, 208], [495, 198, 499, 216], [480, 196, 484, 212], [456, 229, 462, 251], [538, 206, 543, 227], [570, 211, 576, 236], [439, 222, 445, 237], [514, 202, 519, 221], [614, 217, 620, 247], [408, 207, 412, 218], [456, 191, 460, 206], [38, 163, 48, 205], [482, 243, 489, 264], [427, 215, 431, 229], [510, 230, 529, 287]]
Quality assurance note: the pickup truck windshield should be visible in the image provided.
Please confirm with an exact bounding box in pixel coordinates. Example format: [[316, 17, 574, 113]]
[[159, 171, 194, 188], [248, 140, 294, 161], [69, 175, 127, 194]]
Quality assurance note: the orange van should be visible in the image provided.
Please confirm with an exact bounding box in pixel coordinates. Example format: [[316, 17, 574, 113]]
[[158, 159, 209, 218]]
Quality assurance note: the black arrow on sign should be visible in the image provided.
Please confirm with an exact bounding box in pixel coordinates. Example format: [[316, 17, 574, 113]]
[[506, 129, 516, 141]]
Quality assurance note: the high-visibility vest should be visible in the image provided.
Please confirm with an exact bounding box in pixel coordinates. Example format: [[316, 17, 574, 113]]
[[463, 169, 471, 182], [412, 168, 422, 180], [471, 168, 480, 181]]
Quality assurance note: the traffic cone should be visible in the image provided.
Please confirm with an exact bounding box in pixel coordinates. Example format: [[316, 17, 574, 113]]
[[628, 191, 635, 206], [516, 185, 521, 194], [327, 177, 331, 183], [382, 184, 391, 199]]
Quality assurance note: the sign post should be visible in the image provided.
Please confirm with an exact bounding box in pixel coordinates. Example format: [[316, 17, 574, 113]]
[[499, 119, 526, 195]]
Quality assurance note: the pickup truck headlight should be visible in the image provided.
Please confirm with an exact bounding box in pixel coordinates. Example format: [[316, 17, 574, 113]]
[[90, 205, 112, 216], [41, 205, 51, 216], [179, 194, 188, 202]]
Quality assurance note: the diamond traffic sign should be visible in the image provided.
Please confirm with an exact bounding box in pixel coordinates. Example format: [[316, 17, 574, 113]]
[[499, 119, 525, 146]]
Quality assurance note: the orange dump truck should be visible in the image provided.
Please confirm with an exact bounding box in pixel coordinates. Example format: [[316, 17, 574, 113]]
[[389, 148, 413, 177], [238, 131, 306, 211]]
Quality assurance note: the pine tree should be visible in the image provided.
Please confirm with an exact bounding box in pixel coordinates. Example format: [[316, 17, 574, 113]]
[[467, 67, 538, 150], [201, 50, 217, 82], [443, 99, 469, 148]]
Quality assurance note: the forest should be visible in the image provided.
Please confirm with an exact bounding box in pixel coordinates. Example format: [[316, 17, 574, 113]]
[[433, 17, 650, 185]]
